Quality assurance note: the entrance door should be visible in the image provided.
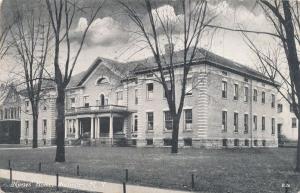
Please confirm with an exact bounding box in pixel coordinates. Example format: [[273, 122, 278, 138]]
[[113, 117, 124, 134], [100, 117, 110, 137]]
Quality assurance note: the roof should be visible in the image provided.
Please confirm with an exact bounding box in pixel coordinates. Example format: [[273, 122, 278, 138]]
[[67, 57, 140, 88], [66, 47, 277, 89], [131, 48, 275, 85]]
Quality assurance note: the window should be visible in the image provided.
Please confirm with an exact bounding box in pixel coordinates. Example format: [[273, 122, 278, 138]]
[[262, 91, 265, 103], [277, 104, 283, 113], [96, 77, 109, 85], [271, 118, 275, 135], [146, 139, 153, 145], [262, 140, 266, 147], [245, 139, 249, 147], [253, 89, 257, 102], [25, 120, 29, 136], [233, 84, 239, 100], [244, 114, 249, 133], [83, 96, 89, 107], [4, 108, 8, 119], [222, 139, 228, 147], [147, 83, 154, 99], [135, 89, 138, 104], [262, 116, 265, 131], [134, 115, 138, 132], [70, 98, 75, 109], [185, 79, 193, 96], [147, 112, 154, 130], [234, 112, 238, 132], [146, 73, 153, 78], [271, 94, 275, 108], [10, 108, 14, 119], [244, 87, 249, 102], [292, 118, 297, 128], [163, 81, 172, 99], [184, 138, 192, 146], [43, 120, 47, 135], [254, 140, 258, 146], [25, 101, 29, 112], [116, 91, 123, 105], [253, 115, 257, 130], [164, 111, 173, 130], [222, 81, 227, 98], [222, 111, 227, 132], [184, 109, 192, 130], [290, 104, 294, 112], [163, 138, 172, 146], [234, 139, 239, 147]]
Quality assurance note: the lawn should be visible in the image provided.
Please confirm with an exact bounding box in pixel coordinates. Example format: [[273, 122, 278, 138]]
[[0, 146, 299, 193]]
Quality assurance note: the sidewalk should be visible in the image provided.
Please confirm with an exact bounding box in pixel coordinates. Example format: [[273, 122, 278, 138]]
[[0, 169, 194, 193]]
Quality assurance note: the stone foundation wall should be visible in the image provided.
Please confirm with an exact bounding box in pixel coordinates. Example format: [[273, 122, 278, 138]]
[[20, 138, 56, 146]]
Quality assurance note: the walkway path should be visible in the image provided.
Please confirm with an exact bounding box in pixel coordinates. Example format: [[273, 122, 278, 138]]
[[0, 169, 194, 193]]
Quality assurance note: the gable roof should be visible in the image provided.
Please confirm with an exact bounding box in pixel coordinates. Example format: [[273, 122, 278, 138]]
[[67, 57, 140, 89]]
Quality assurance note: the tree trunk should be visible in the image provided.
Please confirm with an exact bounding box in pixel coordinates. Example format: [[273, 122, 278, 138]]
[[32, 117, 38, 148], [171, 115, 180, 153], [55, 85, 65, 162], [296, 119, 300, 172]]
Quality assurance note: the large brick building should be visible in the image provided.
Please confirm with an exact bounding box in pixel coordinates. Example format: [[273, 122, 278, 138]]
[[20, 48, 279, 148]]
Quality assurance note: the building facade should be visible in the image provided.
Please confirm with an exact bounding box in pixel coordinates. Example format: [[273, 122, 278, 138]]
[[20, 82, 57, 146], [277, 97, 298, 141], [0, 85, 21, 144], [20, 48, 279, 148]]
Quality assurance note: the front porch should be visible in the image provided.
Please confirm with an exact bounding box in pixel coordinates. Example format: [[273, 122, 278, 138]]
[[65, 105, 132, 146]]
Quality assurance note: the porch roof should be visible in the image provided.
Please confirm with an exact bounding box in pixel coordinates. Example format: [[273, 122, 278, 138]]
[[65, 105, 135, 116]]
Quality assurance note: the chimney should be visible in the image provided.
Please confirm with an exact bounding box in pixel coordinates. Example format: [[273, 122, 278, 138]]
[[164, 43, 174, 55]]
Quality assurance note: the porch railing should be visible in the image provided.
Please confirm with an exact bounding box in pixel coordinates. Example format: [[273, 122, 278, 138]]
[[65, 105, 128, 114]]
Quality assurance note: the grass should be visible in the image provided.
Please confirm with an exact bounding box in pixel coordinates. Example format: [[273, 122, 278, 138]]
[[0, 146, 300, 193], [0, 179, 96, 193]]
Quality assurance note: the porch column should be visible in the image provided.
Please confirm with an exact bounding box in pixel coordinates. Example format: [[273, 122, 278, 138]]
[[95, 117, 99, 138], [65, 119, 68, 139], [74, 119, 78, 139], [91, 116, 94, 139], [109, 114, 113, 145]]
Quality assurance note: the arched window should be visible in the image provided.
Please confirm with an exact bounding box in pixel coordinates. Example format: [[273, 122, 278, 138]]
[[96, 77, 109, 85]]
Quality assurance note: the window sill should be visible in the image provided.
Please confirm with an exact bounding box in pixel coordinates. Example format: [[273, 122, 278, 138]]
[[183, 129, 193, 132], [233, 131, 239, 134]]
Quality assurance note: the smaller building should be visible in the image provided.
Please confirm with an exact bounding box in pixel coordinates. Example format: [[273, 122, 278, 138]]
[[277, 96, 298, 141], [20, 81, 57, 146], [0, 85, 21, 144]]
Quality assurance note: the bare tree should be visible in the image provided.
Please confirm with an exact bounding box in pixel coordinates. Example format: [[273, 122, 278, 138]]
[[9, 2, 51, 148], [121, 0, 215, 153], [214, 0, 300, 171], [45, 0, 104, 162]]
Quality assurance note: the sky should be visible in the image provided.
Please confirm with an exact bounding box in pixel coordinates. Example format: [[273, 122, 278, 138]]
[[0, 0, 276, 82]]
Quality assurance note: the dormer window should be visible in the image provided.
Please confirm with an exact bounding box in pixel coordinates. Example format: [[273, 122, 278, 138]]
[[96, 77, 109, 85]]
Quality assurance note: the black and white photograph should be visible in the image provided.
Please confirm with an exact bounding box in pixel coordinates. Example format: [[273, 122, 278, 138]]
[[0, 0, 299, 192]]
